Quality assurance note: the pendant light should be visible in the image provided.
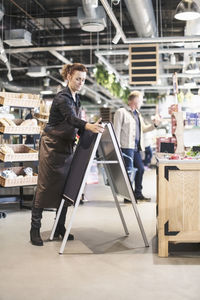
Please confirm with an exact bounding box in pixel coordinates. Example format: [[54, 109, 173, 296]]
[[174, 0, 200, 21], [185, 54, 200, 74]]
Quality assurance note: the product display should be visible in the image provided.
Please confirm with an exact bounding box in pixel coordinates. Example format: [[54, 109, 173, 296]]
[[19, 118, 38, 127], [0, 92, 40, 197], [0, 166, 37, 187], [0, 144, 15, 154], [0, 117, 16, 127]]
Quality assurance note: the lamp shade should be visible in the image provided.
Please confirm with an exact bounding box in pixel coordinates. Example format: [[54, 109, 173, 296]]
[[184, 78, 197, 88], [174, 0, 200, 21]]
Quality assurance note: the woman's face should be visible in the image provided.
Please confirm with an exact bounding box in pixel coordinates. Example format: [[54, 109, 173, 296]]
[[68, 70, 86, 93]]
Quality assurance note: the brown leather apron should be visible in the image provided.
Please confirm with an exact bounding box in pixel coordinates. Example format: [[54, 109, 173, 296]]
[[34, 132, 73, 208]]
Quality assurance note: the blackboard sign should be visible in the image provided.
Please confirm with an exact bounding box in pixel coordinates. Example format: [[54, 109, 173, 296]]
[[63, 123, 134, 204], [52, 123, 149, 253], [63, 130, 99, 204], [98, 123, 133, 200]]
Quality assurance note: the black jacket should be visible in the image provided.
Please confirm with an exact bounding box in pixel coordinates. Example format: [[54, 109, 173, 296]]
[[44, 86, 86, 141]]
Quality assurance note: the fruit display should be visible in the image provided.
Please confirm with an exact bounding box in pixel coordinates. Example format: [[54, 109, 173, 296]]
[[186, 146, 200, 157]]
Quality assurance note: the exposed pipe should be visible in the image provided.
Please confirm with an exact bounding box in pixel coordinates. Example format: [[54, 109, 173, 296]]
[[124, 0, 157, 37], [5, 44, 128, 55], [99, 0, 126, 42], [82, 0, 98, 19], [100, 0, 200, 44], [96, 47, 200, 55], [0, 5, 13, 81]]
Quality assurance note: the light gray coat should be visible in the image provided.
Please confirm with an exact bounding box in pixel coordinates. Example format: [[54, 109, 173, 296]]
[[113, 106, 154, 151]]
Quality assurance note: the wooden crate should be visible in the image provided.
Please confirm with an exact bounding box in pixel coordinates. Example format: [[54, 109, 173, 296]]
[[34, 112, 49, 123], [156, 156, 200, 257], [0, 144, 38, 162], [0, 166, 37, 187]]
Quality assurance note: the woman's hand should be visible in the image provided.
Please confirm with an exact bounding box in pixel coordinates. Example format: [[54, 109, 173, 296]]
[[85, 118, 104, 133]]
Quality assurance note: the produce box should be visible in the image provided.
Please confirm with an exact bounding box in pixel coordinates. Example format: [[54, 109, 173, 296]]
[[0, 144, 38, 162], [0, 119, 40, 134], [0, 92, 40, 108], [0, 167, 37, 187]]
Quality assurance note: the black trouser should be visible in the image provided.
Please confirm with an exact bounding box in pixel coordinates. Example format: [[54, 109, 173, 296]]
[[31, 205, 68, 229], [134, 150, 145, 197]]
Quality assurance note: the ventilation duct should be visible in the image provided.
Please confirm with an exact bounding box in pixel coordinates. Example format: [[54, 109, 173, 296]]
[[124, 0, 157, 37], [78, 0, 106, 32], [0, 3, 4, 21], [4, 29, 32, 47]]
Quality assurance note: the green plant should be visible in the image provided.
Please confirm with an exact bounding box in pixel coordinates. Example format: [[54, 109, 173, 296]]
[[145, 92, 166, 104], [93, 64, 130, 103]]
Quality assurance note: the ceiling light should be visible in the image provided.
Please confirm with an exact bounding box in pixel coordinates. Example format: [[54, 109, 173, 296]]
[[111, 0, 120, 5], [27, 66, 47, 77], [185, 54, 200, 74], [40, 89, 53, 95], [184, 78, 197, 88], [174, 0, 200, 21], [170, 53, 176, 65], [40, 77, 53, 95], [77, 6, 106, 32], [4, 29, 32, 47]]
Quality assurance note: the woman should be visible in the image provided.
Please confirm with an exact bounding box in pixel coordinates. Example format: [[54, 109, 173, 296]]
[[30, 63, 104, 246]]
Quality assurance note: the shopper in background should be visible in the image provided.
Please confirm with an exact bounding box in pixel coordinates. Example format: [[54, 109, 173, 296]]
[[143, 131, 154, 170], [24, 108, 35, 144], [30, 63, 104, 246], [113, 90, 160, 202]]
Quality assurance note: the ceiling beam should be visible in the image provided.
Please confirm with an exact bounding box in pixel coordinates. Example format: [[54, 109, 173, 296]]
[[5, 44, 128, 54]]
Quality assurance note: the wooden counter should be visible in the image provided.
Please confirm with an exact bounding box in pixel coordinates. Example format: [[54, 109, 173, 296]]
[[156, 155, 200, 257]]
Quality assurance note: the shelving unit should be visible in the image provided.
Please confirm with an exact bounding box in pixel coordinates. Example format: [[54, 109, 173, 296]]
[[0, 92, 41, 208]]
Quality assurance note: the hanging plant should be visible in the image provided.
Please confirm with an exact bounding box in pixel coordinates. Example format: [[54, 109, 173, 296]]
[[145, 92, 166, 104], [93, 64, 130, 104]]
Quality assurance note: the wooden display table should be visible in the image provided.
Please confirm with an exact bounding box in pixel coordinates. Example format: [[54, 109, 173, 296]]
[[156, 154, 200, 257]]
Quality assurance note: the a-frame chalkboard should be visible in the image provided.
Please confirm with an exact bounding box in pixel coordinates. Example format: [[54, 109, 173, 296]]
[[50, 123, 149, 254]]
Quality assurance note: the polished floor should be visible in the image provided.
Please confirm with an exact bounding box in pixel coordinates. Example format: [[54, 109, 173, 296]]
[[0, 169, 200, 300]]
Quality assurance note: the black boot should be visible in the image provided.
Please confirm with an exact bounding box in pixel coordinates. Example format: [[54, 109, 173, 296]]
[[30, 227, 43, 246], [54, 224, 74, 240]]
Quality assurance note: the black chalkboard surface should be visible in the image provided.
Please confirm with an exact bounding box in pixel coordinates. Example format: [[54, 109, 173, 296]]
[[98, 123, 133, 200], [63, 123, 133, 204], [63, 129, 98, 204]]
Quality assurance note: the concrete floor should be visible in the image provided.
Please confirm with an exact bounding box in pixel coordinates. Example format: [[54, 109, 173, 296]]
[[0, 169, 200, 300]]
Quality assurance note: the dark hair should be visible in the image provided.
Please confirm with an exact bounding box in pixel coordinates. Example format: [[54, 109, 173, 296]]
[[61, 63, 88, 80]]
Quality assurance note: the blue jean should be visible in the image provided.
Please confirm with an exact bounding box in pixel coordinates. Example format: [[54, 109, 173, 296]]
[[121, 148, 134, 183]]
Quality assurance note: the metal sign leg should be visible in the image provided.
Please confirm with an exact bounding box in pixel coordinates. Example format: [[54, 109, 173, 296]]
[[49, 198, 65, 240], [103, 164, 129, 236], [59, 199, 80, 254]]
